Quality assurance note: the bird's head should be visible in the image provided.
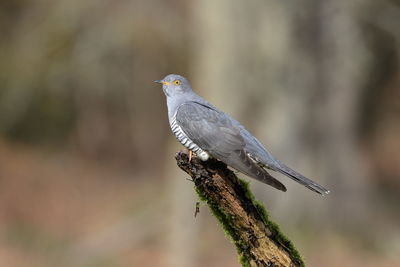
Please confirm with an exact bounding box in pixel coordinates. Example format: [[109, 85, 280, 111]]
[[155, 74, 192, 97]]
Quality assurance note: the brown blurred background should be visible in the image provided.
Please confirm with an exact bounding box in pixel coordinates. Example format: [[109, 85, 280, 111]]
[[0, 0, 400, 266]]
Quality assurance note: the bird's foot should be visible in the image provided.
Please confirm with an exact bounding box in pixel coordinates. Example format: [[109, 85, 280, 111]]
[[188, 149, 193, 162]]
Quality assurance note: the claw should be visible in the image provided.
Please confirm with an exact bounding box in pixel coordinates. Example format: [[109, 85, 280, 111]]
[[188, 150, 193, 162]]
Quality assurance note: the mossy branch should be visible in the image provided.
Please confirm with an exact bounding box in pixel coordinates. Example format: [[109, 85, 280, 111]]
[[175, 151, 305, 267]]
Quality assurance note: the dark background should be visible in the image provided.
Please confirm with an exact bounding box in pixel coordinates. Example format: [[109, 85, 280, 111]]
[[0, 0, 399, 266]]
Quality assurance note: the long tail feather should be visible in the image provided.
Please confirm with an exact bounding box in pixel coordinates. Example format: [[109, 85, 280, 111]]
[[276, 163, 330, 195]]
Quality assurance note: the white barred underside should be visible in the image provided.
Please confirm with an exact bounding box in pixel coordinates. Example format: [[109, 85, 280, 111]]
[[170, 113, 209, 161]]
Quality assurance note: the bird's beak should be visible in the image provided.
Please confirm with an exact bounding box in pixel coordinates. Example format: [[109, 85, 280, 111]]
[[154, 80, 171, 85]]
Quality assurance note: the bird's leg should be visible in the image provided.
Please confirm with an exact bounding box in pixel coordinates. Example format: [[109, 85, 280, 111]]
[[188, 149, 193, 162]]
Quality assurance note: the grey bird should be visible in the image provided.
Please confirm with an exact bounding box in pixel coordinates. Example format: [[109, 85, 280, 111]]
[[155, 74, 329, 195]]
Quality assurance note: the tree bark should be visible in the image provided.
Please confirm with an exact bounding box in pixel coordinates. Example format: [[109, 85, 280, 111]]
[[175, 151, 304, 267]]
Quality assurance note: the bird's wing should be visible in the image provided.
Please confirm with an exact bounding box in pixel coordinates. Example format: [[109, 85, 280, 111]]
[[176, 102, 243, 157], [176, 101, 286, 192]]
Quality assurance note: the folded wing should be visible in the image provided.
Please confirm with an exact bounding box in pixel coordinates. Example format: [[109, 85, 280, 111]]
[[176, 101, 286, 192]]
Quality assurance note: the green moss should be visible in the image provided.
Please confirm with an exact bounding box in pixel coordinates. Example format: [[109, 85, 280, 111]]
[[194, 179, 305, 267], [194, 187, 207, 202], [194, 186, 251, 266], [238, 179, 305, 267], [238, 253, 251, 267]]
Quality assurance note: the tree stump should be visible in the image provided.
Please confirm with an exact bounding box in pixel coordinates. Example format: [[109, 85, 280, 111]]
[[175, 150, 305, 267]]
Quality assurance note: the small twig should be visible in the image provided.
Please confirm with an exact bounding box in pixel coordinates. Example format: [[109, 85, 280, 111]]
[[194, 202, 200, 218]]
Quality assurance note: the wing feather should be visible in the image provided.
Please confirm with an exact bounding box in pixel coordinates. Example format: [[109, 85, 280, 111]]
[[176, 102, 286, 192]]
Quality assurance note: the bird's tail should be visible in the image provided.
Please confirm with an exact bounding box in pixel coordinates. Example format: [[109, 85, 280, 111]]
[[275, 162, 330, 195]]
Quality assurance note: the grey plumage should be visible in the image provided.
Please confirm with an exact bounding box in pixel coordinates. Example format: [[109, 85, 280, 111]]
[[156, 74, 329, 195]]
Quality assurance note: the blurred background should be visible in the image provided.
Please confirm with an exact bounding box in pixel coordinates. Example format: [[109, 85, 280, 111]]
[[0, 0, 399, 266]]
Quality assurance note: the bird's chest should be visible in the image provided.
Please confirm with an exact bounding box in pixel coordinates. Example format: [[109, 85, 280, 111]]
[[169, 114, 197, 150], [169, 114, 209, 161]]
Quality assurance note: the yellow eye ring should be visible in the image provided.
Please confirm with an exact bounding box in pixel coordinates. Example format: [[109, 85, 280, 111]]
[[173, 80, 181, 85]]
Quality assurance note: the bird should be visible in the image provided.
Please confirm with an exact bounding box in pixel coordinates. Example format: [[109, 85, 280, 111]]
[[155, 74, 330, 195]]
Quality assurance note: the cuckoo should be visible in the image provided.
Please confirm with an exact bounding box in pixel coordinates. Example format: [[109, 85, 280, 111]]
[[155, 74, 329, 195]]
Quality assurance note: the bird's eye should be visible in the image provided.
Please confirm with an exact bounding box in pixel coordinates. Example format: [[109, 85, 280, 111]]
[[173, 80, 181, 85]]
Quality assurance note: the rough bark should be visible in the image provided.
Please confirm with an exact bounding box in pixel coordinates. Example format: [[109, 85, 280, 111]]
[[175, 151, 304, 267]]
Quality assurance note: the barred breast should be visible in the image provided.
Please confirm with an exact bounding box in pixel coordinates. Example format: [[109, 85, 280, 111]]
[[170, 113, 209, 161]]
